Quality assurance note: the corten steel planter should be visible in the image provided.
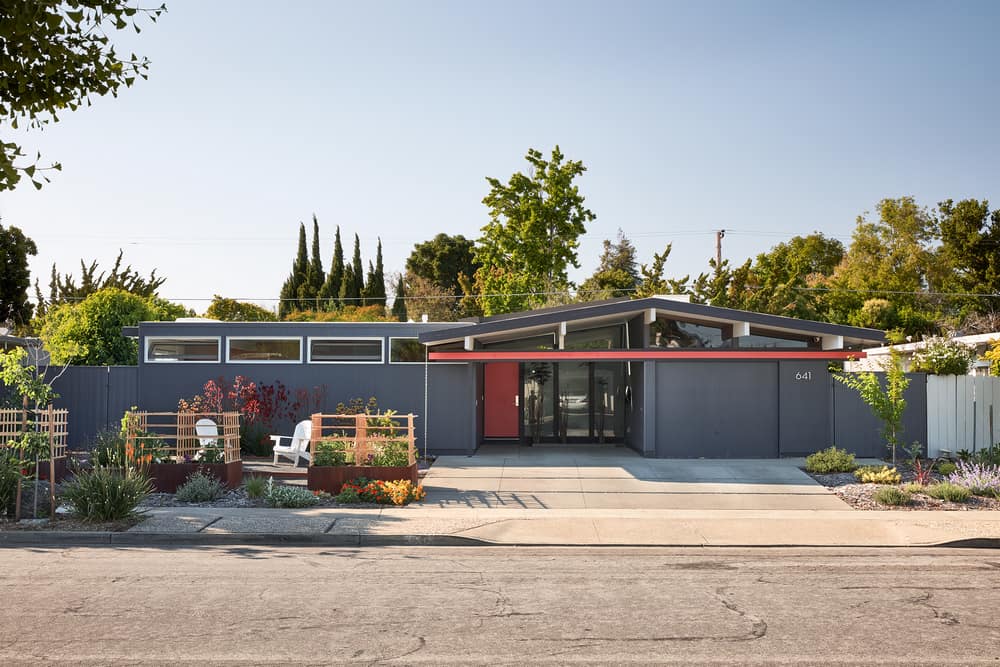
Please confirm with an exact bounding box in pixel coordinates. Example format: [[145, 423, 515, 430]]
[[36, 457, 68, 483], [148, 461, 243, 493], [307, 463, 419, 493]]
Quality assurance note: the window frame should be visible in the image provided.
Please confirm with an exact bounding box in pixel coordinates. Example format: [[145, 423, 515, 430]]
[[225, 336, 303, 364], [388, 336, 427, 364], [144, 336, 222, 364], [306, 336, 385, 364]]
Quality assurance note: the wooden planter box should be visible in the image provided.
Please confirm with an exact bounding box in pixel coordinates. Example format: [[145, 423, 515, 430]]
[[307, 463, 419, 493], [148, 461, 243, 493]]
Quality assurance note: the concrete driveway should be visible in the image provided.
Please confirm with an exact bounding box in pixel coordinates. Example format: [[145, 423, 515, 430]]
[[422, 446, 850, 510]]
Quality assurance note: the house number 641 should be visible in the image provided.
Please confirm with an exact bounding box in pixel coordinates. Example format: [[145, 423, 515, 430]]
[[794, 371, 813, 381]]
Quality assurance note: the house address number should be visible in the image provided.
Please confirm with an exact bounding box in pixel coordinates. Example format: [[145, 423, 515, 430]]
[[794, 371, 813, 381]]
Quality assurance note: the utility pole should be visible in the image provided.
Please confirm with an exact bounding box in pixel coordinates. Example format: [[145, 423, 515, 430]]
[[715, 229, 725, 267]]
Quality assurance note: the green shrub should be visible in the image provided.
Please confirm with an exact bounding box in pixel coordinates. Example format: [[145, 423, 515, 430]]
[[874, 486, 911, 506], [264, 479, 318, 508], [901, 482, 925, 494], [805, 446, 857, 474], [371, 439, 410, 467], [854, 465, 902, 484], [61, 467, 152, 522], [244, 475, 267, 499], [313, 440, 352, 467], [0, 449, 21, 517], [334, 486, 362, 503], [924, 482, 971, 503], [936, 461, 957, 476], [175, 471, 225, 503]]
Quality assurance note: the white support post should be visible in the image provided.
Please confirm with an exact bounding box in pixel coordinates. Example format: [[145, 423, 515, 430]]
[[463, 336, 475, 351], [644, 308, 656, 325], [558, 322, 567, 349], [731, 321, 750, 338]]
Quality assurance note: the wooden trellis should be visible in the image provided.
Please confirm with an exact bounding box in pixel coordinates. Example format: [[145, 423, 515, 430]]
[[0, 406, 70, 519], [123, 411, 241, 464], [309, 413, 416, 466]]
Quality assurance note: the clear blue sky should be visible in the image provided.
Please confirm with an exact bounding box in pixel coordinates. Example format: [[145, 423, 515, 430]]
[[2, 0, 998, 313]]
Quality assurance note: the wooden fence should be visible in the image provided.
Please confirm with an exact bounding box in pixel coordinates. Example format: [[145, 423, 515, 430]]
[[123, 411, 241, 464], [927, 376, 1000, 457], [309, 413, 416, 466], [0, 406, 70, 518]]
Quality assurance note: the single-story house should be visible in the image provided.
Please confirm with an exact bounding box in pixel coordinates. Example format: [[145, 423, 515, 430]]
[[125, 295, 904, 458], [845, 332, 998, 376]]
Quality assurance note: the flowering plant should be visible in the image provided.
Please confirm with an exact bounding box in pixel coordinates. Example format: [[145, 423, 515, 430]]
[[179, 377, 327, 456], [947, 461, 1000, 498], [335, 478, 425, 505]]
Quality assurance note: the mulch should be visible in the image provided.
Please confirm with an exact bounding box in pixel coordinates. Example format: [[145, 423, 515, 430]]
[[807, 465, 1000, 511]]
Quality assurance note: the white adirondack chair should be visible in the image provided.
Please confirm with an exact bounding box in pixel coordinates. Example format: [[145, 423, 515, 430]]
[[271, 419, 312, 466], [194, 418, 220, 461]]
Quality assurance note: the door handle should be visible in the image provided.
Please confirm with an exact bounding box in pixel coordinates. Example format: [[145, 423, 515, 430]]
[[514, 395, 519, 407]]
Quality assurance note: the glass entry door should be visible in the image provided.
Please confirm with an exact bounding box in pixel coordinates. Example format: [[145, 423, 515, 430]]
[[522, 362, 625, 443]]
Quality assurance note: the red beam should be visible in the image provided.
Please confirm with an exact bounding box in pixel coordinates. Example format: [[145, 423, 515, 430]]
[[428, 350, 866, 361]]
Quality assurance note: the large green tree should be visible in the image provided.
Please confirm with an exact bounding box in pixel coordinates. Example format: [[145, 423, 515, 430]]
[[724, 233, 844, 320], [278, 223, 308, 318], [33, 249, 164, 318], [40, 287, 174, 365], [318, 225, 344, 310], [204, 295, 276, 322], [0, 223, 37, 329], [827, 197, 940, 336], [406, 233, 478, 296], [580, 229, 639, 299], [937, 198, 1000, 320], [0, 1, 166, 191], [474, 146, 596, 315]]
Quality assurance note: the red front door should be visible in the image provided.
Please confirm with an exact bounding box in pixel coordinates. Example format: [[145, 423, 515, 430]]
[[483, 362, 520, 438]]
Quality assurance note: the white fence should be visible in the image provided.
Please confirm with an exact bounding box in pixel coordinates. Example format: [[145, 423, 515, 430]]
[[927, 375, 1000, 457]]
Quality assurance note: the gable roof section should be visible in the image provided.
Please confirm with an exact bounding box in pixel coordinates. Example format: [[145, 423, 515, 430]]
[[418, 296, 885, 347]]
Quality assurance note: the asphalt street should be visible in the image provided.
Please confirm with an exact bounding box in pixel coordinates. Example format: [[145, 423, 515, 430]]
[[0, 546, 998, 665]]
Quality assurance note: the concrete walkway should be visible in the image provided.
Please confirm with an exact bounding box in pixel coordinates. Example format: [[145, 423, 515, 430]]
[[422, 447, 859, 511], [3, 449, 997, 548]]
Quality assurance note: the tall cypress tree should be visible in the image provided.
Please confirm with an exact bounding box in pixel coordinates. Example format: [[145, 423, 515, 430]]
[[339, 264, 358, 305], [278, 223, 308, 318], [300, 214, 324, 308], [391, 274, 408, 321], [319, 225, 344, 310], [362, 260, 376, 306], [350, 233, 364, 303], [370, 238, 386, 307]]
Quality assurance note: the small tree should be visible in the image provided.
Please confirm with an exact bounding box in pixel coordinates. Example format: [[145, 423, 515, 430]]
[[0, 345, 65, 518], [834, 349, 909, 465]]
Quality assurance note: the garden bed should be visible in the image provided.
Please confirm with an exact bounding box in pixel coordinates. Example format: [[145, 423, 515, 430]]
[[807, 468, 1000, 511], [147, 461, 243, 493], [307, 462, 419, 493]]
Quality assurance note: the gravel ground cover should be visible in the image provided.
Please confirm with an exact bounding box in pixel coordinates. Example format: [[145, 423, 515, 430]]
[[807, 467, 1000, 511]]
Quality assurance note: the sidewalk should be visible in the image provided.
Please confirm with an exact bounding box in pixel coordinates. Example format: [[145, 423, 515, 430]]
[[3, 506, 999, 548]]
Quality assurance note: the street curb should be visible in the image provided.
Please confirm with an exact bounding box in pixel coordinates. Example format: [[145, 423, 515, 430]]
[[1, 531, 998, 549], [0, 531, 491, 548]]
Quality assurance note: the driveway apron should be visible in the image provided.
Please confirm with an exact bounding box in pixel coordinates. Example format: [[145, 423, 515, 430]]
[[422, 446, 849, 510]]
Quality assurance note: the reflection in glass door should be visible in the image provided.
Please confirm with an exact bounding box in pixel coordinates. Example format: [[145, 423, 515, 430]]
[[593, 362, 625, 443], [523, 362, 554, 443], [557, 362, 590, 440]]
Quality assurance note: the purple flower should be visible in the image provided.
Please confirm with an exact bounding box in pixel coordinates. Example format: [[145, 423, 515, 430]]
[[948, 461, 1000, 497]]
